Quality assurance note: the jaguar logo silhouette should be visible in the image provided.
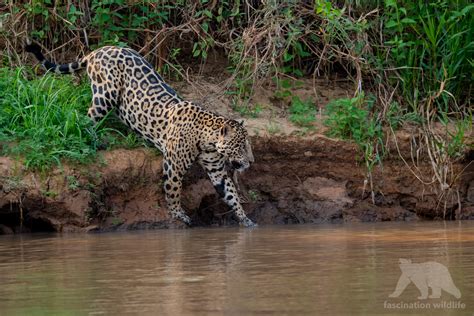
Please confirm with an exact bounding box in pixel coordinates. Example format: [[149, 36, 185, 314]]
[[389, 258, 461, 299]]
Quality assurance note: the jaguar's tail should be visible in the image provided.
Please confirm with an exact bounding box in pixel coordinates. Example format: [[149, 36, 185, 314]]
[[25, 41, 86, 74]]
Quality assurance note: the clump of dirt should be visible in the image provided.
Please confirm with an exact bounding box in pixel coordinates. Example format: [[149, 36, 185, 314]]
[[0, 135, 473, 234]]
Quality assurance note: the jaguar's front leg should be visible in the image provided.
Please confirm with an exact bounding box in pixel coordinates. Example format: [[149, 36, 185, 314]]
[[199, 155, 257, 227], [162, 159, 191, 225]]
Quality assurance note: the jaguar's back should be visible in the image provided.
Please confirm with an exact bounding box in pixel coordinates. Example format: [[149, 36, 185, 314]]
[[26, 43, 183, 149], [83, 46, 183, 148]]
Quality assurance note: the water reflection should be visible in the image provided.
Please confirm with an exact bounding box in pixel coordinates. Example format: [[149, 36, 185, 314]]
[[0, 222, 473, 315]]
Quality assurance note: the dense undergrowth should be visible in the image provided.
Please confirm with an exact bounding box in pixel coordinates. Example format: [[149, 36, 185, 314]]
[[0, 68, 144, 170], [0, 0, 472, 209]]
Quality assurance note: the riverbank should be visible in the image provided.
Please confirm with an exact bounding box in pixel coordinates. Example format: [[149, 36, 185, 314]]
[[0, 72, 472, 234], [1, 132, 473, 234], [1, 1, 472, 234]]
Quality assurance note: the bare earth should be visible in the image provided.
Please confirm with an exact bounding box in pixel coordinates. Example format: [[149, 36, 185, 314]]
[[0, 76, 473, 233]]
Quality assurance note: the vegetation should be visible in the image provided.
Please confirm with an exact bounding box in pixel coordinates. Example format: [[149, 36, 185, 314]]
[[0, 1, 472, 208], [0, 68, 143, 170], [325, 94, 384, 201], [289, 97, 317, 128]]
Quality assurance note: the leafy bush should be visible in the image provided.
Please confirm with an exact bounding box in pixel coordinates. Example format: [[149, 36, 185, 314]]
[[325, 94, 381, 142], [289, 97, 316, 128], [325, 94, 384, 173]]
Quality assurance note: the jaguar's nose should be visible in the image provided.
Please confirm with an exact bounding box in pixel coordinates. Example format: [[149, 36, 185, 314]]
[[231, 161, 243, 170]]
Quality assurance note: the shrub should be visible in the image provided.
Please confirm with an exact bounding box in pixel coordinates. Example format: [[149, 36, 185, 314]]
[[289, 97, 316, 128]]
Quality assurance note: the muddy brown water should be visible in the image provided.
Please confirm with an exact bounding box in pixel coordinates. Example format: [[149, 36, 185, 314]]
[[0, 222, 473, 315]]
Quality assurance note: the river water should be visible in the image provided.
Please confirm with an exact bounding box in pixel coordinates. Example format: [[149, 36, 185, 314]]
[[0, 222, 473, 315]]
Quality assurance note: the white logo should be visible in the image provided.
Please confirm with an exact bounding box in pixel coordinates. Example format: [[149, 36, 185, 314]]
[[389, 258, 461, 299]]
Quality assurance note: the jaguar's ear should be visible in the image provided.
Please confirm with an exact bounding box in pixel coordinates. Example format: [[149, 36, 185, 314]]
[[222, 124, 228, 137], [238, 119, 244, 126], [220, 123, 235, 138]]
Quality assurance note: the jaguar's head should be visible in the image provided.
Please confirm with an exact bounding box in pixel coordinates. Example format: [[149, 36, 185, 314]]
[[216, 120, 254, 172]]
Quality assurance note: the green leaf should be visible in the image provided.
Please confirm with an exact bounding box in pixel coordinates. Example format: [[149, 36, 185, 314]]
[[385, 0, 397, 8], [283, 51, 294, 62], [281, 79, 292, 89], [401, 18, 416, 24], [203, 9, 213, 18], [293, 69, 304, 77], [201, 22, 209, 33], [386, 20, 398, 28]]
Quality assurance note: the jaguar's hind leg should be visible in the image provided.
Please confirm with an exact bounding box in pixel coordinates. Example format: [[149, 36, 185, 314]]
[[87, 94, 114, 123], [162, 157, 192, 225]]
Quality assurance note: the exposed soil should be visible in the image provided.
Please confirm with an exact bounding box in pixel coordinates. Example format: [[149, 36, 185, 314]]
[[0, 134, 473, 234], [0, 76, 473, 234], [173, 72, 354, 138]]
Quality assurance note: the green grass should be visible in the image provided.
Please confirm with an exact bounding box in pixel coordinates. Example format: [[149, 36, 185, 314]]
[[384, 0, 473, 113], [232, 100, 263, 118], [289, 96, 316, 128], [0, 67, 144, 170]]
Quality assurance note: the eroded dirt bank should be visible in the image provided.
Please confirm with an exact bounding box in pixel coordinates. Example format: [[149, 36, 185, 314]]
[[0, 135, 473, 234]]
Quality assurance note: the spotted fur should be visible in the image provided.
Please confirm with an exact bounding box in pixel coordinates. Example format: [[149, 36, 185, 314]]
[[25, 43, 256, 227]]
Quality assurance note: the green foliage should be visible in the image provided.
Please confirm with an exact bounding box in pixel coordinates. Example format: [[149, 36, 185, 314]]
[[232, 101, 262, 119], [247, 190, 260, 202], [89, 0, 170, 46], [0, 68, 95, 169], [314, 0, 373, 72], [385, 101, 424, 129], [15, 0, 472, 114], [227, 44, 255, 101], [227, 77, 253, 101], [383, 0, 473, 112], [289, 97, 316, 128], [0, 68, 142, 170], [325, 94, 384, 172], [273, 78, 294, 100], [442, 112, 473, 158], [328, 95, 382, 139], [42, 190, 58, 198], [279, 7, 312, 77], [273, 78, 304, 101], [159, 48, 183, 80], [66, 175, 80, 190], [110, 217, 124, 226], [2, 0, 471, 186]]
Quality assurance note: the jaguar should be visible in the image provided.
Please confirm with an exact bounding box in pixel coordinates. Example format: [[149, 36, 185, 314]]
[[25, 42, 256, 227]]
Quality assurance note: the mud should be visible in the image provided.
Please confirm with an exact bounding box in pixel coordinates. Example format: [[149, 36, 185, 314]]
[[1, 135, 473, 234], [0, 73, 472, 234]]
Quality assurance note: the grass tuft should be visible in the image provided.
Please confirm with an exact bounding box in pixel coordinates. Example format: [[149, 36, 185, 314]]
[[0, 68, 143, 170]]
